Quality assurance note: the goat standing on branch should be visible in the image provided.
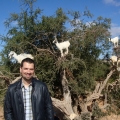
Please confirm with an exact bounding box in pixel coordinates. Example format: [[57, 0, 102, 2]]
[[109, 55, 120, 73], [53, 36, 70, 57], [110, 55, 117, 66], [109, 36, 119, 48], [8, 51, 34, 64]]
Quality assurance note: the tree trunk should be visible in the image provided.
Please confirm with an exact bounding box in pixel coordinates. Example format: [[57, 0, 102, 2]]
[[52, 69, 115, 120], [52, 69, 78, 120]]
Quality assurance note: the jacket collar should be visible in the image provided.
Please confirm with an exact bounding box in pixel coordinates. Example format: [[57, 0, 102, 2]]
[[15, 77, 36, 90]]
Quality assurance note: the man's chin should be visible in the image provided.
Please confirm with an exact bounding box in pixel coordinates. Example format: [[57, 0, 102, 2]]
[[23, 77, 32, 81]]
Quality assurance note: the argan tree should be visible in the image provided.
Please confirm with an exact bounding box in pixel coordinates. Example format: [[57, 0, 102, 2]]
[[1, 0, 119, 119]]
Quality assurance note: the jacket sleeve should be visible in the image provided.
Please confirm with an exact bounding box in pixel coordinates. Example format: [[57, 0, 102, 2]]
[[4, 87, 14, 120], [44, 85, 54, 120]]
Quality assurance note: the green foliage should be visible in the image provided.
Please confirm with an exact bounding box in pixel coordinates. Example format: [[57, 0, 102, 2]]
[[92, 101, 106, 119], [107, 88, 120, 114], [81, 112, 91, 120], [0, 1, 115, 117]]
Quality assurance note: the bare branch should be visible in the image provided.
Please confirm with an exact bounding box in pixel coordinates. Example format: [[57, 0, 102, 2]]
[[27, 41, 56, 57], [87, 69, 115, 102]]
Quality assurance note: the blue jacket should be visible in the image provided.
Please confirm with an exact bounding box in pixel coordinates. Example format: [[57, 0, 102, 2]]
[[4, 78, 54, 120]]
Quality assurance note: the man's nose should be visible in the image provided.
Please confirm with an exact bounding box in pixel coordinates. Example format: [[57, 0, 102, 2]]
[[27, 69, 32, 73]]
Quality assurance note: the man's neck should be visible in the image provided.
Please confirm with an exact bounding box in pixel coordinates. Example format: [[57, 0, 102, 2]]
[[22, 79, 32, 88]]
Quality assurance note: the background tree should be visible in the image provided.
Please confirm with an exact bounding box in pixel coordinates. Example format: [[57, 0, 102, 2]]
[[1, 0, 119, 119]]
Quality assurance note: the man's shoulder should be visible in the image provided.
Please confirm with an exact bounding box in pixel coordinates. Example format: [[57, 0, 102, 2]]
[[33, 78, 47, 87], [8, 79, 21, 90]]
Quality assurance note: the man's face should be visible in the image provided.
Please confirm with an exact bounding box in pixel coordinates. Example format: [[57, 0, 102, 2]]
[[20, 62, 35, 81]]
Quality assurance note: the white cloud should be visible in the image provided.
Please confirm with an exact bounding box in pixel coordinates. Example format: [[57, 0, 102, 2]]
[[104, 0, 120, 6], [110, 23, 120, 37]]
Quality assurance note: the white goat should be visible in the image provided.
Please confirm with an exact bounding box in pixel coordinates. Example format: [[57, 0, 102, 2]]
[[109, 56, 120, 71], [53, 36, 70, 57], [8, 51, 34, 63], [110, 55, 117, 66], [109, 37, 119, 48]]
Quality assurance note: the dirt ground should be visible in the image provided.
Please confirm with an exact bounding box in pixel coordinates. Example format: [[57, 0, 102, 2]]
[[0, 106, 4, 120], [0, 105, 120, 120]]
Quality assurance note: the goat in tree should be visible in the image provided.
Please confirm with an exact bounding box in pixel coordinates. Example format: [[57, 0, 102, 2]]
[[8, 51, 38, 82], [8, 51, 34, 64], [53, 36, 70, 57], [110, 55, 117, 66], [109, 36, 119, 48], [109, 56, 120, 72]]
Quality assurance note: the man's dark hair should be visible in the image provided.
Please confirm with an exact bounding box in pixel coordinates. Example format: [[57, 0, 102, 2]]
[[20, 58, 35, 68]]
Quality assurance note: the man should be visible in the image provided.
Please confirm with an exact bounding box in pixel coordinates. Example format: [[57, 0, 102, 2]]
[[4, 58, 54, 120]]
